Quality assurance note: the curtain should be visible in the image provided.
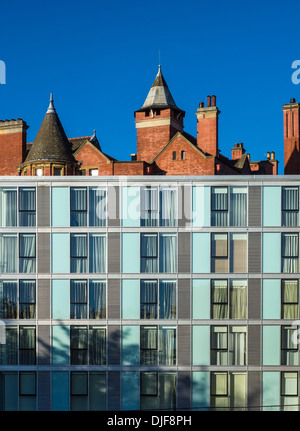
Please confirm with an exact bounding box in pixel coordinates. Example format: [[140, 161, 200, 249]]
[[282, 280, 298, 319], [70, 280, 87, 319], [19, 234, 36, 273], [19, 326, 35, 365], [211, 280, 228, 319], [159, 234, 177, 273], [159, 327, 176, 365], [211, 187, 228, 226], [160, 188, 176, 227], [230, 373, 247, 410], [230, 187, 247, 227], [212, 234, 228, 273], [89, 187, 106, 227], [89, 234, 106, 273], [282, 233, 299, 273], [230, 233, 247, 273], [141, 187, 158, 227], [89, 280, 106, 319], [229, 327, 246, 365], [71, 326, 88, 365], [140, 280, 157, 319], [282, 326, 298, 366], [0, 281, 17, 319], [159, 281, 176, 319], [141, 234, 158, 273], [0, 327, 17, 365], [159, 373, 176, 410], [282, 187, 299, 227], [19, 280, 36, 319], [71, 234, 87, 273], [0, 234, 17, 273], [70, 187, 87, 226], [140, 326, 158, 365], [19, 188, 36, 227], [0, 188, 17, 227], [230, 280, 247, 319], [89, 327, 106, 365], [212, 372, 228, 410], [211, 327, 228, 365]]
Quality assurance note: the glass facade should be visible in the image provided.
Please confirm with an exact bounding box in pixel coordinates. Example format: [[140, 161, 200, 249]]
[[1, 178, 300, 411]]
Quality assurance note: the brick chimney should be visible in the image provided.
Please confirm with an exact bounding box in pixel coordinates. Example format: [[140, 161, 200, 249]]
[[283, 98, 300, 174], [231, 143, 246, 160], [0, 119, 28, 175], [196, 95, 220, 156]]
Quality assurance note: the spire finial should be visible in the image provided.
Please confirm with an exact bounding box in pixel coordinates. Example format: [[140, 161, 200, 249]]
[[47, 92, 56, 114]]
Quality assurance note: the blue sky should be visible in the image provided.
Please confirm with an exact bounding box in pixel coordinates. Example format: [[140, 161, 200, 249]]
[[0, 0, 300, 173]]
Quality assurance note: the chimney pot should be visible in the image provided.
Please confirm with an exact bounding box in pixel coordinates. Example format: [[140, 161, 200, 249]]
[[291, 98, 296, 103], [207, 96, 211, 107], [212, 95, 216, 106], [271, 151, 275, 160]]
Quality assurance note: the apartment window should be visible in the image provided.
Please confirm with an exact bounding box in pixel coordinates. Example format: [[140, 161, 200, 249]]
[[140, 326, 176, 366], [140, 280, 176, 319], [282, 233, 299, 273], [19, 326, 36, 365], [141, 233, 177, 273], [70, 280, 106, 320], [71, 372, 88, 411], [140, 186, 177, 227], [19, 372, 36, 411], [70, 326, 106, 366], [70, 233, 106, 274], [71, 187, 87, 226], [211, 326, 247, 366], [282, 280, 298, 319], [282, 186, 299, 227], [140, 372, 176, 411], [19, 234, 36, 274], [0, 280, 36, 319], [211, 372, 247, 411], [211, 233, 247, 273], [0, 187, 17, 226], [70, 187, 107, 227], [281, 372, 299, 411], [0, 234, 17, 273], [0, 326, 17, 365], [211, 187, 247, 227], [211, 279, 247, 319], [19, 188, 36, 227], [281, 326, 299, 366]]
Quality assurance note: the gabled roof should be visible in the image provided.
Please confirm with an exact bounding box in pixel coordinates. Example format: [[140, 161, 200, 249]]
[[24, 94, 76, 164], [136, 65, 183, 113]]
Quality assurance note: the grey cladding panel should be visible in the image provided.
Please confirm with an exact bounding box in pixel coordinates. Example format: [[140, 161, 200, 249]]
[[177, 325, 191, 366], [178, 232, 191, 273], [248, 325, 261, 367], [108, 325, 120, 366], [178, 279, 190, 319], [107, 279, 120, 319], [248, 279, 261, 320], [38, 371, 51, 411], [108, 371, 120, 410], [108, 185, 120, 227], [37, 186, 50, 227], [38, 325, 51, 365], [38, 279, 50, 320], [248, 371, 261, 411], [38, 233, 51, 274], [178, 185, 191, 227], [248, 186, 261, 227], [248, 232, 261, 273], [108, 232, 120, 273], [177, 371, 191, 410]]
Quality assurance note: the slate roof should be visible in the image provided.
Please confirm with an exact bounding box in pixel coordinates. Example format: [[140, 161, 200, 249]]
[[24, 95, 77, 164]]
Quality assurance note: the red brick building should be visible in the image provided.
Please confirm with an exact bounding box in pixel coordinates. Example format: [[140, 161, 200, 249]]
[[0, 66, 298, 176]]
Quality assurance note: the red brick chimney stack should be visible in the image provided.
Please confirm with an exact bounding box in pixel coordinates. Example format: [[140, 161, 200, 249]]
[[196, 95, 220, 156], [0, 119, 28, 175], [283, 98, 300, 174]]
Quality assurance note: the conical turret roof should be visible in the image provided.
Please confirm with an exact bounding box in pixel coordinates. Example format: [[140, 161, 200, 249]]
[[138, 65, 182, 112], [24, 94, 76, 164]]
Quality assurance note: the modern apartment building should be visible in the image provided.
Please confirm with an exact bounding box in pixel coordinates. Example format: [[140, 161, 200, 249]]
[[0, 67, 300, 411]]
